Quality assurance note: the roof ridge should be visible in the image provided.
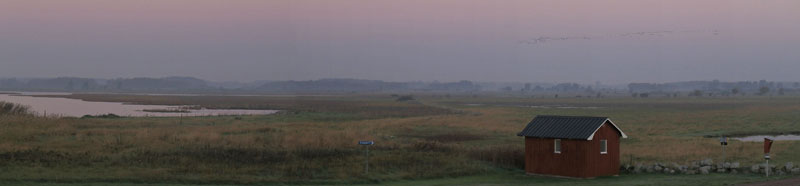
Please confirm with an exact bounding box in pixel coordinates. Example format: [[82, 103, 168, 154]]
[[536, 115, 608, 118]]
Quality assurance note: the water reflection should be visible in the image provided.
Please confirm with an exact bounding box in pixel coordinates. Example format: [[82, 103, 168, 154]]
[[733, 135, 800, 142], [0, 93, 278, 117]]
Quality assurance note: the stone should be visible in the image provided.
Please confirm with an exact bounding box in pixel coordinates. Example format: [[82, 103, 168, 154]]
[[700, 166, 711, 174], [751, 165, 760, 173], [621, 164, 633, 173], [663, 168, 671, 174], [647, 166, 655, 173], [723, 162, 731, 169], [731, 162, 740, 169], [671, 163, 681, 170], [635, 164, 644, 173], [792, 168, 800, 174], [786, 162, 794, 171], [716, 168, 725, 173], [701, 159, 713, 166], [731, 169, 738, 174], [778, 170, 786, 176], [654, 165, 663, 172], [670, 169, 676, 174]]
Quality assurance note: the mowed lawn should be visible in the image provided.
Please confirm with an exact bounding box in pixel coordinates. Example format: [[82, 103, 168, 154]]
[[1, 95, 799, 185]]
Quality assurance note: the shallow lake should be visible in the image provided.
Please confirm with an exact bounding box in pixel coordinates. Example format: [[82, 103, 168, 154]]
[[733, 135, 800, 142], [0, 93, 278, 117]]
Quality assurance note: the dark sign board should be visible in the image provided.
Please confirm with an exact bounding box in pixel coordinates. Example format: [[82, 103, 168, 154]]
[[359, 141, 374, 145]]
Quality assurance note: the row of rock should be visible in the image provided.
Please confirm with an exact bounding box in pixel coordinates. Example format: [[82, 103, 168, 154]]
[[621, 159, 800, 175]]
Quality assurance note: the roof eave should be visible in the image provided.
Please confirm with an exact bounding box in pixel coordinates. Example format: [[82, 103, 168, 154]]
[[586, 119, 628, 140]]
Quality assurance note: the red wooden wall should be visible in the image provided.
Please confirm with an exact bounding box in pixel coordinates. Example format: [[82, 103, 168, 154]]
[[524, 121, 621, 178]]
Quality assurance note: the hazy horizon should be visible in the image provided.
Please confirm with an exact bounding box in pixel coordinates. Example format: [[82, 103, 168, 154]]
[[2, 0, 799, 84]]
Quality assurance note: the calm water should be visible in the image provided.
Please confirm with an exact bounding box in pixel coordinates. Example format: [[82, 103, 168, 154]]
[[733, 135, 800, 142], [0, 93, 278, 117]]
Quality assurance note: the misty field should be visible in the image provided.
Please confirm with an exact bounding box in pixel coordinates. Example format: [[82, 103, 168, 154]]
[[1, 95, 799, 185]]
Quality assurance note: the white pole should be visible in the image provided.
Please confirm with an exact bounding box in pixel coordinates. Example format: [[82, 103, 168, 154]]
[[766, 159, 769, 177]]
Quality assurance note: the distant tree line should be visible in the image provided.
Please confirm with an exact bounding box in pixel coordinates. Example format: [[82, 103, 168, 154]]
[[629, 80, 799, 97]]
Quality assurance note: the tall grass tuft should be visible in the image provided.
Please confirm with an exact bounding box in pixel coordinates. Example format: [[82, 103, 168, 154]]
[[466, 145, 525, 169], [0, 101, 32, 116]]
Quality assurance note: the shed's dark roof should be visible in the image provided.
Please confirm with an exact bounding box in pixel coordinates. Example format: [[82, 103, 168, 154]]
[[517, 115, 626, 140]]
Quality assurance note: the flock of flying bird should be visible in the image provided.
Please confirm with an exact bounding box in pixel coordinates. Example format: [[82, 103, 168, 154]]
[[519, 29, 720, 45]]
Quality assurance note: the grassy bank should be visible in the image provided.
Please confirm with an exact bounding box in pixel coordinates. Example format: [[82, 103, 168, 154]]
[[1, 95, 799, 185]]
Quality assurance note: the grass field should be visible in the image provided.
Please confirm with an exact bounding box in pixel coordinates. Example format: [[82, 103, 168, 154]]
[[1, 94, 799, 185]]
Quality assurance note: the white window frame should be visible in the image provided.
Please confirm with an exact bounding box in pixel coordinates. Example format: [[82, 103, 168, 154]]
[[554, 139, 562, 154], [600, 139, 608, 154]]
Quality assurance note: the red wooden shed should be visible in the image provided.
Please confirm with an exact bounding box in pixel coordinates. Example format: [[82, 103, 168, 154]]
[[517, 115, 627, 178]]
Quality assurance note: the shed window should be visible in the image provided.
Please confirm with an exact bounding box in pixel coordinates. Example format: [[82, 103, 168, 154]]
[[554, 139, 561, 154], [600, 140, 608, 154]]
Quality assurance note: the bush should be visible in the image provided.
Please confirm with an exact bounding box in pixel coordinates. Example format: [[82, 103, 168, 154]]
[[395, 95, 415, 102], [81, 113, 122, 119]]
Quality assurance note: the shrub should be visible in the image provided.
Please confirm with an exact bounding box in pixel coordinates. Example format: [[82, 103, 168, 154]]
[[81, 113, 122, 119], [395, 95, 415, 102]]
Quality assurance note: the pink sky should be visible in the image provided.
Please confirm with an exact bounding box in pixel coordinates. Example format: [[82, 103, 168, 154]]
[[1, 0, 799, 83]]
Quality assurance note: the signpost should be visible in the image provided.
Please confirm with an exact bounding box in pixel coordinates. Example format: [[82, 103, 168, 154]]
[[359, 141, 374, 175], [720, 136, 728, 163], [764, 138, 774, 177]]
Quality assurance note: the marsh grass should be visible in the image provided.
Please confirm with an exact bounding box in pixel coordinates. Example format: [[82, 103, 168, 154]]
[[1, 96, 800, 184]]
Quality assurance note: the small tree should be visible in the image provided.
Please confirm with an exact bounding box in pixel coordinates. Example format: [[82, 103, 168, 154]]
[[396, 95, 415, 102], [66, 81, 74, 90], [690, 90, 703, 97], [759, 86, 770, 96]]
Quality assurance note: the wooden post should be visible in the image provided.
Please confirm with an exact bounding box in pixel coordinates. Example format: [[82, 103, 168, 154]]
[[722, 142, 727, 165], [365, 145, 370, 175]]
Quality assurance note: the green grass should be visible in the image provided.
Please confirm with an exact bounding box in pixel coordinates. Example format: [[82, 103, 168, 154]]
[[385, 171, 796, 186]]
